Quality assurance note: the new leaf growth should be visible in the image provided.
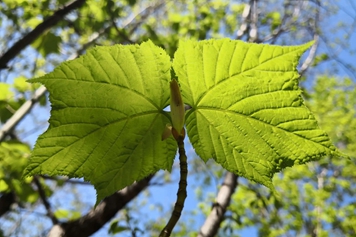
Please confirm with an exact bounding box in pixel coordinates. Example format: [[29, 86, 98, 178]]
[[170, 79, 185, 139]]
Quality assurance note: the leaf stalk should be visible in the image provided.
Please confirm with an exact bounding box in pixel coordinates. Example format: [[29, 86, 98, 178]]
[[159, 129, 187, 237]]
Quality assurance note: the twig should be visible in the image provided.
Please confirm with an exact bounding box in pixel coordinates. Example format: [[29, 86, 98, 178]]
[[313, 168, 327, 237], [300, 0, 321, 76], [159, 131, 188, 237], [126, 1, 166, 36], [33, 176, 58, 225], [197, 172, 238, 237], [40, 175, 91, 185], [0, 85, 47, 142], [249, 0, 258, 42], [236, 3, 251, 39], [299, 34, 319, 76], [0, 0, 86, 69], [262, 0, 303, 43]]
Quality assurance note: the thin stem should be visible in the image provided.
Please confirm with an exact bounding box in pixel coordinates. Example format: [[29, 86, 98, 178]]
[[159, 132, 188, 237], [33, 176, 58, 224]]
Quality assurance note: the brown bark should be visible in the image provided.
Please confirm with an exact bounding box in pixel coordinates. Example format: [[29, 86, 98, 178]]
[[47, 175, 153, 237], [198, 172, 238, 237], [0, 0, 86, 69]]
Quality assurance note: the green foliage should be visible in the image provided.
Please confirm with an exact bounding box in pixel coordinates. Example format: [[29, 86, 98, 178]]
[[0, 141, 39, 203], [219, 76, 356, 237], [0, 83, 12, 101], [13, 76, 31, 93], [173, 39, 339, 190], [24, 39, 340, 205], [108, 220, 130, 234], [24, 41, 177, 203], [0, 81, 29, 123], [31, 31, 62, 57], [54, 208, 81, 221]]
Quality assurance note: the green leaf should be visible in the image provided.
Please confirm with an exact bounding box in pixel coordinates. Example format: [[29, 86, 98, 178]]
[[0, 83, 13, 101], [54, 209, 81, 220], [24, 41, 177, 203], [173, 39, 340, 190], [31, 31, 61, 57], [14, 76, 30, 93], [109, 220, 130, 234]]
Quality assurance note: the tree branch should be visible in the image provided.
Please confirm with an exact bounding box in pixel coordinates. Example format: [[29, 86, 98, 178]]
[[248, 0, 258, 42], [300, 0, 321, 76], [0, 192, 15, 217], [197, 172, 238, 237], [33, 176, 58, 225], [0, 85, 47, 142], [47, 175, 154, 237], [236, 3, 251, 39], [0, 0, 86, 69]]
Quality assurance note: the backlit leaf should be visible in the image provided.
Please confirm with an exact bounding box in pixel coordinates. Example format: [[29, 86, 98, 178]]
[[24, 41, 177, 203], [173, 39, 340, 190]]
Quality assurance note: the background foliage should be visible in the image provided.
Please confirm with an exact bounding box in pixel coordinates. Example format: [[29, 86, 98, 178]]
[[0, 0, 355, 236]]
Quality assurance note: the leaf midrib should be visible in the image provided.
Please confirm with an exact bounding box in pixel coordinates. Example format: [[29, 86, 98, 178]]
[[193, 45, 302, 106], [191, 107, 331, 150], [39, 77, 165, 110], [36, 110, 169, 174]]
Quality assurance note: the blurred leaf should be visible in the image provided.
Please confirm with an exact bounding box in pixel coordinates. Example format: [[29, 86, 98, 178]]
[[109, 220, 129, 234], [31, 31, 61, 57], [54, 209, 82, 220], [54, 209, 70, 219], [14, 76, 30, 93], [0, 83, 12, 101]]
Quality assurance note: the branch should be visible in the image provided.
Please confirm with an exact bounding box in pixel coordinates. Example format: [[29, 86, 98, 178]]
[[0, 192, 15, 217], [40, 175, 91, 185], [198, 172, 238, 237], [47, 175, 154, 237], [248, 0, 258, 42], [0, 85, 47, 142], [313, 168, 327, 237], [299, 34, 318, 76], [33, 176, 58, 225], [300, 0, 321, 76], [236, 3, 251, 39], [0, 0, 86, 69], [160, 130, 188, 237]]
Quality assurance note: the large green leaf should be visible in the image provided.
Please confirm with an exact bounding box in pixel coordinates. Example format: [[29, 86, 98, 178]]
[[24, 41, 177, 202], [173, 39, 340, 190]]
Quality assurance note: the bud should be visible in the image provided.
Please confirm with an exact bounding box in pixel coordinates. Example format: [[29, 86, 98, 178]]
[[170, 79, 185, 136]]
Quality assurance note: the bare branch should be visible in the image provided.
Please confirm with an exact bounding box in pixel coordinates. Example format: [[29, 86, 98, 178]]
[[197, 172, 238, 237], [236, 3, 251, 39], [0, 0, 86, 69], [0, 85, 47, 142], [40, 175, 91, 185], [299, 34, 318, 76], [47, 175, 154, 237], [300, 0, 321, 76], [249, 0, 258, 42], [33, 176, 58, 225], [0, 192, 15, 217]]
